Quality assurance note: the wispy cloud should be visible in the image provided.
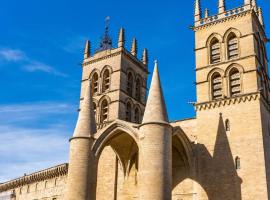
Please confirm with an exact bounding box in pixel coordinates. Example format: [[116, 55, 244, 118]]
[[0, 47, 67, 77], [22, 61, 68, 77], [0, 49, 26, 62], [0, 102, 76, 182]]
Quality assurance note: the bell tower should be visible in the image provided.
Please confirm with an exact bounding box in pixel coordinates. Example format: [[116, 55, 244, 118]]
[[80, 22, 148, 129], [193, 0, 270, 199]]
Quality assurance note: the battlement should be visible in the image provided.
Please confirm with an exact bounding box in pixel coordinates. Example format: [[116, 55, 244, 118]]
[[194, 0, 264, 29]]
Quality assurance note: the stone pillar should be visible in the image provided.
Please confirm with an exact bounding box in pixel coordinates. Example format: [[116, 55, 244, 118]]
[[139, 123, 172, 200]]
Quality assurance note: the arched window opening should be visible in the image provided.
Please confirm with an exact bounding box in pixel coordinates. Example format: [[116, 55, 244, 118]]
[[225, 119, 230, 131], [212, 72, 223, 100], [127, 72, 134, 96], [93, 102, 97, 120], [134, 107, 140, 124], [126, 102, 132, 122], [227, 33, 239, 60], [210, 38, 221, 64], [102, 69, 110, 93], [91, 73, 99, 95], [235, 156, 241, 170], [100, 100, 109, 123], [229, 69, 241, 96], [135, 78, 141, 101]]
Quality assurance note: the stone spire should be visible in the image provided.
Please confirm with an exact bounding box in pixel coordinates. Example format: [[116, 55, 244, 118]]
[[131, 38, 138, 57], [218, 0, 226, 14], [142, 60, 168, 124], [258, 7, 264, 27], [194, 0, 201, 21], [118, 28, 125, 48], [244, 0, 251, 5], [252, 0, 257, 7], [73, 81, 97, 137], [142, 48, 148, 66], [84, 40, 90, 59], [205, 8, 209, 18]]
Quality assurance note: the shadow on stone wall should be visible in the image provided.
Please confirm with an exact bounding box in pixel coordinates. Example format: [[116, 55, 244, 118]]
[[173, 114, 242, 200]]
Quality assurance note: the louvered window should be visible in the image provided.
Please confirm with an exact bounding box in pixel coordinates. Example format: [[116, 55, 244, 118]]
[[102, 69, 110, 92], [135, 78, 141, 101], [210, 39, 221, 64], [93, 102, 97, 120], [100, 100, 109, 123], [126, 102, 132, 122], [228, 34, 238, 60], [134, 107, 140, 124], [212, 73, 223, 100], [91, 73, 99, 95], [127, 72, 134, 96], [229, 69, 241, 96]]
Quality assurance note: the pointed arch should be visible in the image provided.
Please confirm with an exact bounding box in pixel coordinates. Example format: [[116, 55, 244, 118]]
[[99, 96, 111, 123], [134, 105, 141, 124], [126, 69, 135, 97], [89, 71, 100, 95], [125, 100, 133, 122], [224, 29, 241, 60], [101, 65, 112, 93], [92, 120, 139, 158], [135, 75, 142, 101]]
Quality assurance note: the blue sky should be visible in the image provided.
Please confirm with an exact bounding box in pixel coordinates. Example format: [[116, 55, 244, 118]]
[[0, 0, 269, 182]]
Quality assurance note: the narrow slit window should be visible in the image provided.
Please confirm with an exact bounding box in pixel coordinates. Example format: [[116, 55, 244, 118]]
[[102, 69, 110, 92], [135, 78, 141, 101], [212, 73, 223, 100], [229, 69, 241, 96], [127, 72, 134, 97], [91, 73, 99, 95], [100, 100, 109, 123], [126, 102, 132, 122], [210, 38, 221, 64], [134, 107, 140, 124], [228, 33, 239, 60]]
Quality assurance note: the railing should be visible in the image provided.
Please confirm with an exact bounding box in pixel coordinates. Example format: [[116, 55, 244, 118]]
[[195, 4, 252, 27]]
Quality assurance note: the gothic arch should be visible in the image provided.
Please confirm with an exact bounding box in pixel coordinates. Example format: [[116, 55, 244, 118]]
[[92, 120, 139, 158], [205, 33, 223, 47], [89, 68, 101, 79], [225, 63, 244, 77], [223, 28, 241, 42], [207, 68, 225, 82], [101, 65, 113, 93]]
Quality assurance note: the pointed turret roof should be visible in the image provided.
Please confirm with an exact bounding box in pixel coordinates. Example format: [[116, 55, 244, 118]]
[[84, 40, 91, 59], [73, 81, 97, 137], [131, 38, 138, 57], [142, 60, 169, 124], [118, 28, 125, 48]]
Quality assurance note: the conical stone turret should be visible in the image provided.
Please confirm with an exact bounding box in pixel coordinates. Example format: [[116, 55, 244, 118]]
[[65, 81, 96, 200], [139, 61, 172, 200]]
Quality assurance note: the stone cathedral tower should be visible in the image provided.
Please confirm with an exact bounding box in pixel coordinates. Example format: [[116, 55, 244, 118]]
[[193, 0, 270, 199]]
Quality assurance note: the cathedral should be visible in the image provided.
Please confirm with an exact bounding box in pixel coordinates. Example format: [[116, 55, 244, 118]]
[[0, 0, 270, 199]]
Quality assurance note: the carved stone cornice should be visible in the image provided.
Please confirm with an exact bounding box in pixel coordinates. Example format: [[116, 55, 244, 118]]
[[0, 163, 68, 192], [195, 92, 260, 111]]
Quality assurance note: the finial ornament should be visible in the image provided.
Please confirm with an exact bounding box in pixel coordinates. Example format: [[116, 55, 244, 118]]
[[118, 28, 125, 48], [96, 16, 112, 53], [204, 8, 209, 18], [218, 0, 226, 14], [252, 0, 257, 7], [194, 0, 201, 21], [258, 7, 264, 27], [142, 48, 148, 66], [84, 40, 91, 59], [131, 38, 138, 57], [244, 0, 251, 5]]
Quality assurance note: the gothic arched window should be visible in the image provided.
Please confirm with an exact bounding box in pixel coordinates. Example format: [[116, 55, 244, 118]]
[[227, 33, 239, 60], [91, 73, 99, 95], [126, 102, 132, 122], [210, 38, 221, 64], [134, 107, 140, 124], [102, 69, 110, 93], [235, 156, 241, 170], [229, 68, 241, 96], [93, 102, 97, 120], [100, 99, 109, 123], [127, 72, 134, 96], [135, 78, 141, 101], [212, 72, 223, 100], [225, 119, 230, 131]]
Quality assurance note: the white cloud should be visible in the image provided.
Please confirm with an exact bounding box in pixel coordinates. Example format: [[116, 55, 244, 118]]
[[0, 102, 76, 182], [22, 61, 68, 77], [0, 49, 26, 62], [0, 125, 70, 182]]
